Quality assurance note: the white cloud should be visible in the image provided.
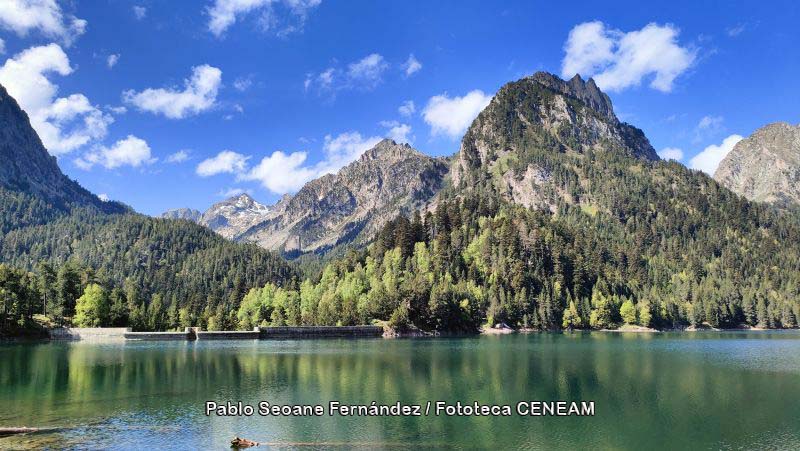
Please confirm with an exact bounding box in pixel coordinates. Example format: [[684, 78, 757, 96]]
[[347, 53, 388, 88], [380, 120, 413, 144], [218, 187, 251, 197], [658, 147, 684, 160], [693, 115, 724, 143], [133, 5, 147, 20], [196, 150, 249, 176], [726, 23, 746, 37], [423, 90, 492, 139], [206, 0, 321, 37], [398, 100, 415, 117], [403, 54, 422, 76], [244, 150, 315, 193], [306, 54, 390, 94], [98, 193, 110, 202], [0, 38, 5, 54], [233, 76, 252, 91], [123, 64, 222, 119], [0, 44, 113, 154], [167, 150, 190, 163], [561, 21, 696, 92], [107, 54, 120, 69], [78, 135, 156, 169], [242, 131, 382, 193], [0, 0, 86, 45], [689, 134, 744, 175], [697, 115, 723, 130]]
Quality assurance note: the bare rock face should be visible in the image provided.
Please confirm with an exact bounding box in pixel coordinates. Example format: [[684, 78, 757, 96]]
[[241, 140, 449, 254], [198, 194, 270, 240], [450, 72, 658, 210], [714, 122, 800, 207], [161, 208, 202, 222], [178, 140, 449, 255]]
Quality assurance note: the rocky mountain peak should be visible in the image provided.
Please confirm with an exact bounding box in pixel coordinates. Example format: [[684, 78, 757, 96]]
[[529, 71, 617, 123], [714, 122, 800, 207], [358, 138, 422, 164], [451, 71, 659, 210]]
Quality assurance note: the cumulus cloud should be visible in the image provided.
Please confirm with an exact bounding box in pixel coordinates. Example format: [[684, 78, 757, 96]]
[[346, 53, 388, 88], [240, 131, 382, 193], [398, 100, 415, 117], [423, 90, 492, 139], [658, 147, 684, 161], [403, 54, 422, 76], [196, 150, 249, 176], [380, 120, 413, 144], [561, 21, 696, 92], [132, 5, 147, 20], [123, 65, 222, 119], [243, 150, 315, 193], [306, 53, 390, 94], [167, 150, 190, 163], [0, 0, 86, 45], [77, 135, 155, 169], [0, 44, 113, 154], [107, 54, 119, 69], [689, 134, 744, 175], [206, 0, 321, 37]]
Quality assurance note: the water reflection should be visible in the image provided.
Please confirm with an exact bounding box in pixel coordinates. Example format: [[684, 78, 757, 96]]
[[1, 332, 800, 449]]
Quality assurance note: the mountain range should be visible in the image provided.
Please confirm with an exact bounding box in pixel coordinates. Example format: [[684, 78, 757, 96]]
[[2, 71, 800, 334], [163, 140, 449, 256]]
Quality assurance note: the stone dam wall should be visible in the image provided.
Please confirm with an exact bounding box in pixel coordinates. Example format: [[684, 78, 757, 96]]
[[259, 326, 384, 338], [50, 327, 131, 341], [49, 326, 385, 341]]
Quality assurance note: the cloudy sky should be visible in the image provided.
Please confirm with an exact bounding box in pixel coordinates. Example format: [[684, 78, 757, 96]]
[[0, 0, 797, 215]]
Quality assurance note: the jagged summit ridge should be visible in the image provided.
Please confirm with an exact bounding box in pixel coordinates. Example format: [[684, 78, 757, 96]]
[[529, 72, 617, 123]]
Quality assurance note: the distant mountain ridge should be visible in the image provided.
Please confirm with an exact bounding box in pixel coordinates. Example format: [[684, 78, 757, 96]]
[[164, 139, 449, 256], [714, 122, 800, 208]]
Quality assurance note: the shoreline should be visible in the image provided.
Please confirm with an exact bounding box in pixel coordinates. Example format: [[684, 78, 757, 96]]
[[2, 325, 796, 343]]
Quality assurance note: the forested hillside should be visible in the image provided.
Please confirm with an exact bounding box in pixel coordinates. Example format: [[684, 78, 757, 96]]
[[232, 73, 800, 333], [0, 83, 296, 335], [3, 74, 800, 335]]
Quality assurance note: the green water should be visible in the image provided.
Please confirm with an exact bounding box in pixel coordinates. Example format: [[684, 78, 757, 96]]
[[2, 332, 800, 450]]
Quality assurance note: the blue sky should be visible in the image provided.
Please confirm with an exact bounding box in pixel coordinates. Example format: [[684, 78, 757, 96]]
[[0, 0, 797, 215]]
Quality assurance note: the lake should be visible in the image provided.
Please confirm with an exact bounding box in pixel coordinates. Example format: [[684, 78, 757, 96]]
[[2, 332, 800, 449]]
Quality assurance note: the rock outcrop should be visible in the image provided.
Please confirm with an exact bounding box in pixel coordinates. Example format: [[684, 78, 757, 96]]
[[714, 122, 800, 207]]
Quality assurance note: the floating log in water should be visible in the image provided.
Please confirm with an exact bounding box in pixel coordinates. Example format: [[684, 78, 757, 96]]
[[230, 436, 259, 448], [0, 427, 59, 437]]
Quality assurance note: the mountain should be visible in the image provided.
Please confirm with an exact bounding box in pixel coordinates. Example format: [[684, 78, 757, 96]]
[[161, 208, 202, 222], [0, 84, 127, 233], [451, 72, 658, 211], [168, 140, 449, 256], [239, 140, 449, 255], [0, 83, 297, 332], [714, 122, 800, 207], [198, 193, 270, 239], [259, 71, 800, 333]]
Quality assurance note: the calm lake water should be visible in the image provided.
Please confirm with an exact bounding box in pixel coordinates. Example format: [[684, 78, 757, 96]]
[[2, 332, 800, 450]]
